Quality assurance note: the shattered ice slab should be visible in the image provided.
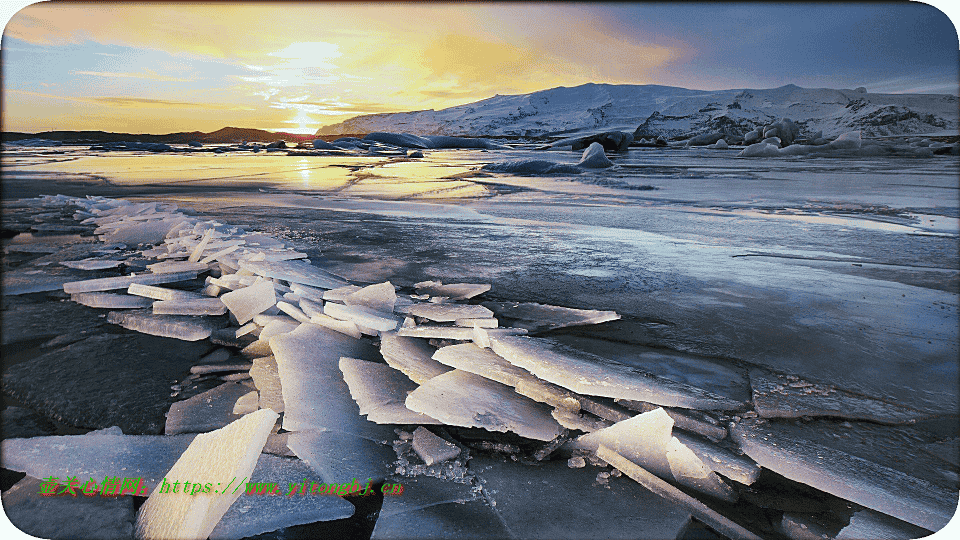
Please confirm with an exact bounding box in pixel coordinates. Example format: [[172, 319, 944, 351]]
[[344, 281, 397, 314], [219, 280, 277, 325], [154, 298, 228, 316], [490, 336, 742, 410], [432, 342, 537, 388], [128, 283, 204, 301], [60, 258, 125, 270], [165, 381, 255, 435], [597, 445, 763, 540], [135, 409, 279, 540], [239, 259, 350, 289], [324, 302, 398, 332], [241, 319, 300, 357], [72, 292, 153, 309], [63, 270, 199, 293], [249, 355, 285, 413], [575, 408, 736, 501], [397, 325, 526, 341], [835, 508, 933, 540], [749, 368, 923, 425], [730, 418, 956, 531], [380, 333, 452, 384], [232, 391, 260, 415], [107, 310, 225, 341], [371, 499, 510, 540], [339, 357, 441, 424], [1, 475, 135, 540], [405, 370, 563, 441], [146, 261, 210, 274], [407, 303, 494, 322], [208, 453, 355, 540], [287, 429, 396, 484], [101, 218, 185, 246], [1, 429, 196, 489], [674, 432, 760, 486], [270, 323, 396, 441], [310, 312, 363, 338], [411, 426, 460, 466], [483, 301, 620, 331], [470, 454, 693, 540], [414, 280, 491, 300]]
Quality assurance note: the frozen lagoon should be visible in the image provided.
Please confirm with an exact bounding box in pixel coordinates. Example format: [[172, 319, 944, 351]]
[[1, 142, 958, 538]]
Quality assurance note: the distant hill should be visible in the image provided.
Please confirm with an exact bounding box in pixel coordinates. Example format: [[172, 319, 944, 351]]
[[1, 127, 316, 145], [316, 83, 959, 139]]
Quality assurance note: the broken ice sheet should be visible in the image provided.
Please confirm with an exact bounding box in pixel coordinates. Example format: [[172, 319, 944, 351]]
[[249, 355, 285, 413], [219, 280, 277, 325], [411, 426, 460, 466], [749, 367, 924, 424], [165, 381, 255, 435], [2, 475, 135, 540], [154, 297, 228, 316], [371, 499, 510, 540], [469, 453, 693, 540], [71, 292, 153, 309], [575, 408, 736, 501], [287, 429, 396, 485], [340, 357, 441, 424], [397, 325, 527, 342], [405, 369, 563, 441], [270, 323, 395, 441], [380, 333, 452, 384], [483, 301, 619, 331], [135, 409, 279, 540], [239, 259, 350, 289], [835, 507, 933, 540], [324, 301, 398, 332], [60, 258, 125, 270], [107, 310, 226, 341], [232, 391, 260, 415], [1, 429, 196, 489], [128, 283, 204, 301], [490, 335, 743, 410], [407, 303, 494, 322], [344, 281, 397, 313], [146, 261, 210, 274], [63, 270, 199, 293], [208, 453, 355, 540], [414, 280, 491, 300], [731, 418, 956, 531]]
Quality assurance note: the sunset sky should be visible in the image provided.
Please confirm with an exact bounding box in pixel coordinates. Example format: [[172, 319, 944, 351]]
[[2, 1, 958, 134]]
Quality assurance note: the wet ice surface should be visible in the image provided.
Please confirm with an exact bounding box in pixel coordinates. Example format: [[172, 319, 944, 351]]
[[2, 144, 958, 538]]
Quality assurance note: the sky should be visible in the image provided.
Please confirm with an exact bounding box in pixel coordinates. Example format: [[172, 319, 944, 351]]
[[1, 1, 958, 134]]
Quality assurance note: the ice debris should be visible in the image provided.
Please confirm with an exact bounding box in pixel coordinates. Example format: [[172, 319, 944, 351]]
[[411, 426, 461, 465], [339, 356, 441, 424]]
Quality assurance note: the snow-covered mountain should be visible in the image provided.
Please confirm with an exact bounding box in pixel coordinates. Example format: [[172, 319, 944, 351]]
[[316, 83, 958, 139]]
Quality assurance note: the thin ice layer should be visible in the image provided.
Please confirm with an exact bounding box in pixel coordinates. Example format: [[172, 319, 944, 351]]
[[414, 280, 491, 300], [730, 418, 956, 531], [64, 270, 199, 294], [1, 429, 196, 489], [339, 357, 441, 425], [154, 298, 227, 316], [490, 336, 742, 410], [249, 355, 285, 413], [379, 333, 452, 384], [324, 302, 397, 332], [219, 280, 277, 325], [135, 409, 279, 540], [405, 370, 563, 441], [575, 408, 735, 501], [72, 292, 153, 309], [208, 453, 355, 540], [107, 310, 225, 341], [269, 323, 395, 441], [407, 303, 494, 322], [484, 301, 620, 331], [165, 382, 254, 435], [397, 326, 526, 341], [239, 259, 349, 290], [128, 284, 204, 301], [344, 281, 397, 314]]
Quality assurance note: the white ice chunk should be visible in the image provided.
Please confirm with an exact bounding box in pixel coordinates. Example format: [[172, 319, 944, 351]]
[[232, 391, 260, 415], [249, 356, 284, 413], [220, 280, 277, 325], [102, 218, 184, 246], [276, 301, 311, 323], [490, 336, 742, 410], [64, 271, 199, 293], [455, 317, 498, 328], [380, 333, 452, 384], [154, 298, 227, 316], [836, 508, 932, 540], [407, 303, 494, 322], [344, 281, 396, 314], [135, 409, 279, 540], [60, 259, 125, 270], [293, 282, 335, 303], [200, 244, 241, 265], [239, 259, 349, 290], [432, 343, 533, 388], [298, 297, 323, 318], [287, 429, 396, 485], [128, 283, 204, 301], [147, 261, 210, 275], [485, 301, 619, 331], [577, 142, 614, 168], [187, 229, 214, 262], [414, 280, 491, 300], [324, 302, 397, 332], [339, 357, 441, 424], [71, 292, 153, 309], [236, 322, 258, 338], [241, 319, 299, 357], [107, 310, 223, 341], [405, 370, 563, 441], [309, 313, 362, 339], [674, 432, 760, 486], [411, 426, 460, 466]]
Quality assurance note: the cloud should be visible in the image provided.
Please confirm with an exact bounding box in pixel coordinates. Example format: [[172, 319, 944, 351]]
[[73, 70, 197, 82]]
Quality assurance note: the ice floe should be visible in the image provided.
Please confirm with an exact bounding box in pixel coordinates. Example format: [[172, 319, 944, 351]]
[[339, 356, 441, 424]]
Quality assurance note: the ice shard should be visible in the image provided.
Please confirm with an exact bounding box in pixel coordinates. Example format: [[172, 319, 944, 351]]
[[490, 336, 742, 410], [154, 298, 228, 316], [128, 283, 204, 301], [239, 259, 350, 289], [60, 259, 125, 270], [575, 408, 736, 501], [324, 302, 397, 332], [407, 303, 494, 322], [71, 292, 153, 309], [219, 280, 277, 325], [414, 280, 491, 300], [484, 301, 620, 331], [64, 270, 199, 293], [146, 261, 210, 274], [380, 333, 452, 384], [249, 355, 285, 413], [344, 281, 397, 314], [208, 453, 355, 540], [286, 429, 396, 484], [165, 381, 256, 435], [673, 432, 760, 486], [309, 312, 363, 338], [232, 391, 260, 415], [135, 409, 279, 540], [405, 370, 563, 441], [411, 426, 460, 466], [339, 357, 441, 424], [106, 310, 225, 341], [835, 508, 933, 540]]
